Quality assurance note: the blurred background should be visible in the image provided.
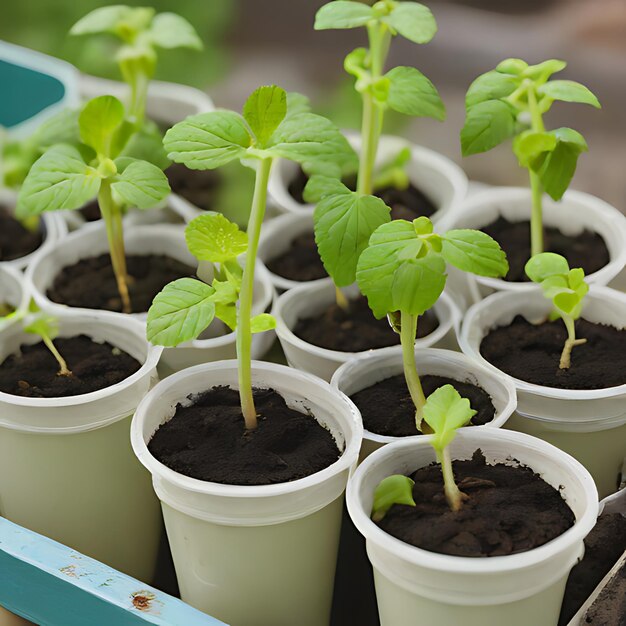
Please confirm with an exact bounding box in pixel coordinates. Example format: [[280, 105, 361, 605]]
[[2, 0, 624, 207]]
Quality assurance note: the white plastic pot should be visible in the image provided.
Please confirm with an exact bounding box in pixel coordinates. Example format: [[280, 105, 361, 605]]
[[131, 360, 362, 626], [0, 309, 163, 582], [437, 187, 626, 304], [273, 278, 460, 382], [347, 429, 599, 626], [0, 265, 27, 323], [0, 188, 67, 272], [158, 263, 276, 377], [459, 286, 626, 498], [332, 347, 517, 461], [25, 222, 194, 320], [268, 132, 468, 224]]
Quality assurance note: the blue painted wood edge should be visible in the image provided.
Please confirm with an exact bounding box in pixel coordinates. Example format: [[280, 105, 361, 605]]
[[0, 517, 227, 626]]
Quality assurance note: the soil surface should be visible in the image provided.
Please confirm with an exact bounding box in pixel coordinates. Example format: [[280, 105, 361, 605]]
[[559, 513, 626, 625], [293, 295, 439, 352], [266, 231, 327, 282], [148, 386, 341, 485], [288, 168, 437, 221], [0, 205, 43, 261], [0, 335, 141, 398], [79, 200, 102, 222], [47, 254, 194, 314], [482, 216, 610, 282], [351, 374, 496, 437], [582, 563, 626, 625], [378, 449, 575, 557], [481, 316, 626, 390], [166, 163, 222, 211]]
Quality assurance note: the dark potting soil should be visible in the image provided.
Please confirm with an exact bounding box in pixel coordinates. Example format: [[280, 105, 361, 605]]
[[265, 232, 327, 282], [0, 335, 141, 398], [47, 254, 194, 314], [482, 216, 610, 282], [480, 316, 626, 390], [377, 449, 575, 557], [559, 513, 626, 625], [166, 163, 222, 211], [293, 295, 439, 352], [79, 200, 102, 222], [582, 563, 626, 626], [287, 167, 437, 221], [0, 206, 43, 261], [148, 386, 341, 486], [351, 374, 496, 437]]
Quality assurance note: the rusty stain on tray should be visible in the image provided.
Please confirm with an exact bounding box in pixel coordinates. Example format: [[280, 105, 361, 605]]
[[132, 590, 157, 612]]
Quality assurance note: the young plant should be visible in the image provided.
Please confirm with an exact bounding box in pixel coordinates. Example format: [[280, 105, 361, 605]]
[[356, 216, 508, 429], [23, 312, 72, 377], [16, 95, 170, 314], [460, 58, 601, 257], [525, 252, 589, 369], [312, 0, 445, 304], [148, 85, 354, 429], [372, 385, 476, 519]]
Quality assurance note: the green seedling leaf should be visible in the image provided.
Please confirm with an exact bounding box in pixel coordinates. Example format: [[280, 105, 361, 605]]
[[314, 189, 390, 286], [79, 95, 126, 157], [243, 86, 288, 147], [121, 122, 171, 169], [465, 70, 519, 108], [441, 230, 509, 277], [110, 159, 170, 208], [314, 1, 374, 30], [525, 252, 570, 282], [303, 175, 351, 203], [371, 475, 416, 523], [185, 213, 248, 263], [164, 111, 252, 170], [250, 313, 276, 334], [33, 108, 81, 149], [23, 314, 59, 341], [285, 92, 311, 118], [148, 13, 203, 50], [523, 59, 567, 84], [460, 100, 517, 156], [385, 66, 446, 120], [496, 58, 528, 75], [146, 278, 216, 347], [70, 6, 138, 35], [538, 80, 601, 108], [423, 384, 476, 451], [383, 2, 437, 44], [372, 147, 412, 191], [16, 145, 100, 217], [512, 131, 558, 168]]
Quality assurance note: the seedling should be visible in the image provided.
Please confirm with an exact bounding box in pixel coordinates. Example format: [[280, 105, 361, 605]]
[[356, 216, 508, 429], [525, 252, 589, 369], [147, 85, 353, 429], [312, 0, 445, 304], [371, 384, 475, 520], [16, 95, 171, 313], [71, 6, 202, 128], [460, 58, 601, 257]]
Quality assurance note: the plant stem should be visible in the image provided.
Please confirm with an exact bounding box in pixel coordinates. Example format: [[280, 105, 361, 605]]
[[437, 447, 466, 512], [129, 70, 149, 128], [237, 157, 272, 430], [335, 286, 350, 312], [98, 181, 132, 314], [42, 334, 71, 376], [400, 310, 426, 431], [559, 315, 586, 369], [527, 85, 546, 256]]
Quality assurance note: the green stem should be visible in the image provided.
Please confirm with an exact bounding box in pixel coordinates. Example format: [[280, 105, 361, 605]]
[[237, 157, 272, 430], [437, 447, 466, 512], [129, 70, 150, 128], [527, 85, 546, 256], [560, 315, 586, 370], [42, 334, 71, 376], [98, 181, 132, 314], [400, 311, 426, 431]]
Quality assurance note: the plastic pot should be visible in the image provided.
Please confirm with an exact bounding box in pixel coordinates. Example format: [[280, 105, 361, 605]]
[[158, 263, 276, 377], [331, 347, 517, 461], [268, 132, 468, 223], [0, 266, 27, 326], [459, 286, 626, 498], [131, 360, 362, 626], [0, 309, 163, 582], [0, 188, 67, 272], [25, 222, 194, 320], [273, 278, 460, 382], [347, 429, 599, 626], [437, 187, 626, 305]]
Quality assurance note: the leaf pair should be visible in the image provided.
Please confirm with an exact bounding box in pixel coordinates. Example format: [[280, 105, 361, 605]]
[[356, 217, 508, 318], [164, 86, 356, 178]]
